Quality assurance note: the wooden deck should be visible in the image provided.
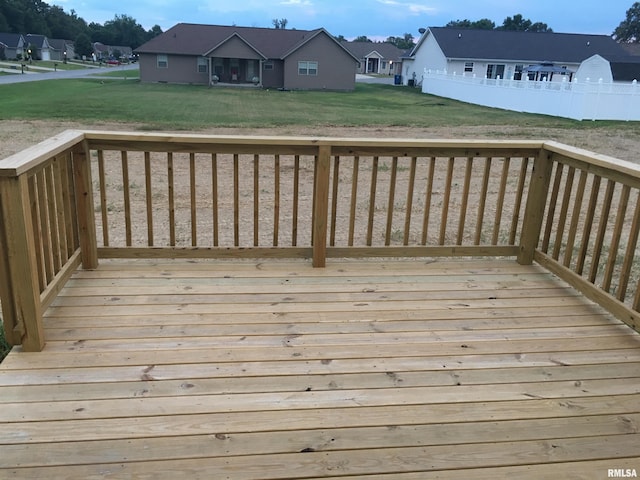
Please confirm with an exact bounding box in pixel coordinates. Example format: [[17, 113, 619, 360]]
[[1, 258, 639, 479]]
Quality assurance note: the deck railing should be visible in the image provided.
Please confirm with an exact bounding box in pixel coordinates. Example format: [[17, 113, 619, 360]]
[[1, 130, 638, 350]]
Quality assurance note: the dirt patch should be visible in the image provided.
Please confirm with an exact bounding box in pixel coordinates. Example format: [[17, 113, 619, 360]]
[[1, 120, 639, 164]]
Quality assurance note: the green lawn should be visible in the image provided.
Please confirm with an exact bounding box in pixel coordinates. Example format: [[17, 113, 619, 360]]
[[3, 78, 635, 132]]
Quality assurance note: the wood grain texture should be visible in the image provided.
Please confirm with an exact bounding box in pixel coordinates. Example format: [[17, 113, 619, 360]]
[[1, 258, 638, 478]]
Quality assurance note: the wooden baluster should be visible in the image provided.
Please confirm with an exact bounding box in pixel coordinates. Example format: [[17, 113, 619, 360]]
[[145, 152, 154, 246], [509, 157, 529, 245], [475, 157, 492, 245], [385, 157, 398, 246], [273, 154, 280, 247], [617, 190, 640, 302], [330, 156, 340, 247], [292, 155, 300, 247], [348, 156, 359, 247], [439, 157, 455, 245], [602, 185, 630, 293], [552, 166, 575, 260], [121, 151, 132, 247], [421, 157, 435, 245], [564, 170, 588, 268], [541, 162, 564, 254], [97, 150, 109, 246], [366, 156, 378, 246], [404, 157, 417, 246], [590, 180, 615, 284], [458, 157, 473, 245], [211, 154, 219, 247], [254, 154, 260, 247], [493, 157, 510, 245], [167, 153, 175, 246]]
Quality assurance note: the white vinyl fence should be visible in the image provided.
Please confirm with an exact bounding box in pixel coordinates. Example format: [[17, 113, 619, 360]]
[[422, 69, 640, 121]]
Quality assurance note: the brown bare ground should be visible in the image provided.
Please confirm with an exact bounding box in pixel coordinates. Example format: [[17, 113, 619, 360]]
[[1, 120, 639, 164]]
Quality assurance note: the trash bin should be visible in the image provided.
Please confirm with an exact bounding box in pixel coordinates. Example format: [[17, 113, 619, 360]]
[[407, 79, 415, 87], [394, 74, 402, 85]]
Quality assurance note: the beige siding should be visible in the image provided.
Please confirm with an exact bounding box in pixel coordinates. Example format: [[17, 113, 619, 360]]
[[284, 32, 357, 91], [139, 53, 208, 85]]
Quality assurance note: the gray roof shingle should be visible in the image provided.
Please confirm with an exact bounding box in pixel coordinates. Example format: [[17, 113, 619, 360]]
[[135, 23, 339, 60], [424, 27, 629, 63]]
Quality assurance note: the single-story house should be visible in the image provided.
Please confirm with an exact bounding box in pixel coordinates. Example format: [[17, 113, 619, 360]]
[[134, 23, 359, 90], [341, 41, 406, 75], [48, 39, 75, 61], [403, 27, 634, 86], [0, 33, 25, 59], [93, 42, 133, 62], [25, 34, 52, 61]]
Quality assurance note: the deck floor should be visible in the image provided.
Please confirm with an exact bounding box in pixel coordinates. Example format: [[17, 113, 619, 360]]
[[0, 258, 639, 479]]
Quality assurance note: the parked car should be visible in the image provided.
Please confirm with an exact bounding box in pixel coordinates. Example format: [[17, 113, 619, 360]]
[[106, 59, 121, 66]]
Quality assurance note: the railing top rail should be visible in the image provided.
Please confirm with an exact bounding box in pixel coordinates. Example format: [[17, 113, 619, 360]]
[[0, 130, 85, 177], [543, 140, 640, 181], [82, 130, 546, 153]]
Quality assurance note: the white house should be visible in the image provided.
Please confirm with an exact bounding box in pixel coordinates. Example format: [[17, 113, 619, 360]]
[[403, 27, 637, 87]]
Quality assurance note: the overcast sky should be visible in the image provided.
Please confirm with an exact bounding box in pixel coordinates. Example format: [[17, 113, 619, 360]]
[[46, 0, 633, 40]]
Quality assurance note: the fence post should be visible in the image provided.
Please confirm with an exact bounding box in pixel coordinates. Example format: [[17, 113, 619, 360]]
[[517, 147, 554, 265], [0, 175, 45, 351], [73, 142, 98, 269], [312, 144, 331, 267]]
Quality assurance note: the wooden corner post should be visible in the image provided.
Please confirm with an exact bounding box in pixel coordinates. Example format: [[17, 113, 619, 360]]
[[73, 142, 98, 270], [0, 175, 45, 351], [518, 148, 554, 265], [312, 144, 331, 267]]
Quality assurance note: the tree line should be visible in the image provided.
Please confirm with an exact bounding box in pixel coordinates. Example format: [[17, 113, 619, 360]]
[[0, 0, 163, 58]]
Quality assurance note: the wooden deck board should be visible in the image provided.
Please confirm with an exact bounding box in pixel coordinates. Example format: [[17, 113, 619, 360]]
[[1, 258, 639, 478]]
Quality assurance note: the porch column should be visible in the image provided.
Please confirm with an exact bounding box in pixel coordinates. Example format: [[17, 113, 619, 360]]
[[259, 59, 263, 86]]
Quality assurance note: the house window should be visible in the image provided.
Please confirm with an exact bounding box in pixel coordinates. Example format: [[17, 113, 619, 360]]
[[264, 61, 274, 70], [298, 61, 318, 76], [514, 64, 524, 80], [157, 54, 168, 68], [464, 62, 474, 72], [381, 61, 387, 69], [486, 64, 505, 79], [197, 57, 208, 73]]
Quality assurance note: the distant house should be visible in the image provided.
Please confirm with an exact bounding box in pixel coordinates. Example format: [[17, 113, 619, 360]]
[[341, 41, 405, 75], [92, 42, 133, 62], [48, 39, 75, 61], [134, 23, 359, 90], [0, 33, 25, 59], [403, 27, 634, 86], [25, 34, 52, 61]]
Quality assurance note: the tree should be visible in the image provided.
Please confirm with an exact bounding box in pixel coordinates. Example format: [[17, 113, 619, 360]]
[[499, 14, 552, 32], [272, 18, 288, 29], [613, 2, 640, 43], [386, 33, 415, 49], [354, 35, 372, 42], [74, 32, 93, 58], [445, 18, 495, 30]]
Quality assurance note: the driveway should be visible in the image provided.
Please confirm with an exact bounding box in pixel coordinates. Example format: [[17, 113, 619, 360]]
[[356, 74, 395, 85]]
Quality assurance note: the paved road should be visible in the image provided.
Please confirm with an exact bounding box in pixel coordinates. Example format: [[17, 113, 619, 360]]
[[0, 64, 139, 84], [1, 67, 390, 85]]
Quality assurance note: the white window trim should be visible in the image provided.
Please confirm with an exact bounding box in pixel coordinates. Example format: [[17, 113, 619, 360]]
[[298, 60, 318, 76], [157, 54, 168, 69]]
